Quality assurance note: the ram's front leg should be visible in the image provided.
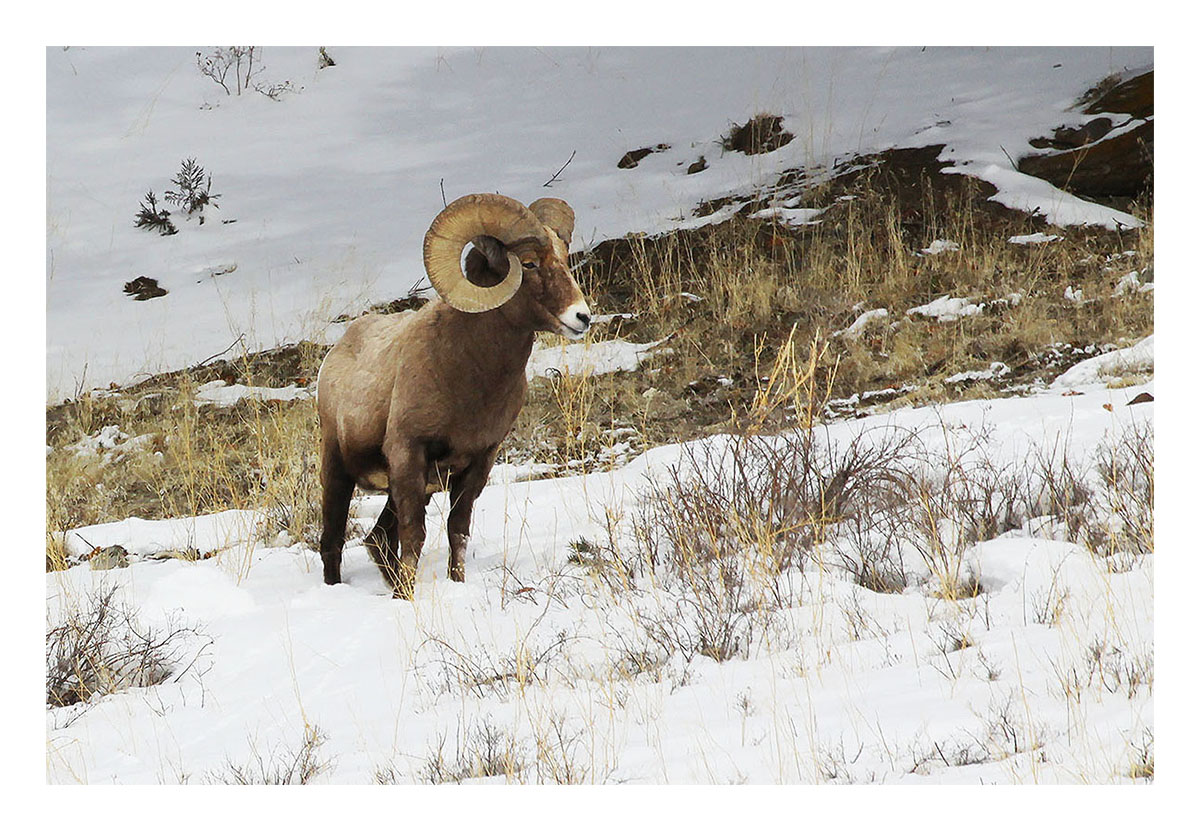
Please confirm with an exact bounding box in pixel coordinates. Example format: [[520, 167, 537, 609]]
[[446, 445, 499, 583], [384, 444, 429, 600]]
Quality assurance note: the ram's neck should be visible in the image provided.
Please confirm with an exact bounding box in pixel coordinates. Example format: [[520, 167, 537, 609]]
[[425, 300, 536, 384]]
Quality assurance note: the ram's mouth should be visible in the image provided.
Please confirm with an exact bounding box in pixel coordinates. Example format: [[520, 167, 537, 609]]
[[559, 322, 588, 339]]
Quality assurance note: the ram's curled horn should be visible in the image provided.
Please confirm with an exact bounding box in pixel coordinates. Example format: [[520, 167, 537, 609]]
[[423, 194, 550, 313], [528, 198, 575, 246]]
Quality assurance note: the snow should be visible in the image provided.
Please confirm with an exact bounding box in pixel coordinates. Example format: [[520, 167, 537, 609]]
[[42, 43, 1158, 791], [833, 307, 888, 338], [47, 380, 1154, 784], [193, 380, 313, 407], [952, 162, 1142, 230], [751, 205, 825, 225], [945, 362, 1010, 385], [907, 294, 983, 322], [526, 336, 669, 380], [47, 46, 1152, 401], [1113, 270, 1151, 297], [1009, 232, 1062, 245], [1051, 335, 1154, 389], [62, 510, 263, 561], [64, 425, 157, 463], [920, 239, 960, 255]]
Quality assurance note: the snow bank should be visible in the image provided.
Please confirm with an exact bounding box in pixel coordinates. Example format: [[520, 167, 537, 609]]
[[47, 46, 1153, 399], [62, 510, 263, 561], [526, 337, 669, 380], [193, 380, 313, 407], [47, 381, 1154, 785], [1051, 335, 1154, 389]]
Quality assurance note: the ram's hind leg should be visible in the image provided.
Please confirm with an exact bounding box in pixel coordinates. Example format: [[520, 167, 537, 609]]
[[319, 445, 354, 586], [364, 495, 403, 590]]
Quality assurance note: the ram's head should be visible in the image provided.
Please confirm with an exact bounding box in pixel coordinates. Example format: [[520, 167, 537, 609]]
[[423, 193, 591, 338]]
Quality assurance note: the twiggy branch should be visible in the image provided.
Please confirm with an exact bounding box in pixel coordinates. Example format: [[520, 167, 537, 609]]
[[543, 150, 576, 187], [193, 333, 246, 369]]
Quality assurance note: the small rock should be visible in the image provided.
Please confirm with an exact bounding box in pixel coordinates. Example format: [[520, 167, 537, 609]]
[[618, 143, 670, 169], [123, 276, 168, 301], [89, 545, 130, 570]]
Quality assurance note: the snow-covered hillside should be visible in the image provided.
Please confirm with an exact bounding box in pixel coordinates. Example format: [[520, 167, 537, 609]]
[[45, 46, 1155, 788], [47, 373, 1153, 784], [47, 46, 1150, 400]]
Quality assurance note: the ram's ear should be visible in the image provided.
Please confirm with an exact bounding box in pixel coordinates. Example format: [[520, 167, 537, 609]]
[[528, 198, 574, 246]]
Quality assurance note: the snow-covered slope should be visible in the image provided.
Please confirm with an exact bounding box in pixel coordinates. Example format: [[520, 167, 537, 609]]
[[47, 375, 1153, 784], [47, 46, 1150, 400]]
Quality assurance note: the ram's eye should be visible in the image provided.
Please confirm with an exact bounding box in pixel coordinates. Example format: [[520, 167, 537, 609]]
[[522, 261, 537, 270]]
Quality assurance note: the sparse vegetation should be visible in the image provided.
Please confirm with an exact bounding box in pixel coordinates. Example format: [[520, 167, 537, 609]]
[[134, 191, 177, 236], [164, 158, 220, 222], [417, 719, 528, 784], [48, 49, 1156, 787], [46, 584, 209, 711], [205, 724, 330, 784]]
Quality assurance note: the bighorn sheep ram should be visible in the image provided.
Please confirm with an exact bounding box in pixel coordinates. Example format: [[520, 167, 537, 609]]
[[316, 193, 592, 599]]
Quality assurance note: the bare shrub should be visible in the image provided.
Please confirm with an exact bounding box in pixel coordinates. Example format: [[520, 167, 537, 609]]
[[632, 426, 923, 582], [46, 585, 209, 710], [418, 631, 572, 698], [1129, 729, 1154, 780], [195, 46, 296, 100], [419, 719, 527, 784], [637, 585, 763, 665], [206, 724, 330, 784], [833, 510, 910, 593], [196, 47, 263, 96], [533, 711, 590, 784], [1022, 419, 1153, 571], [1085, 639, 1154, 699], [164, 158, 220, 222], [1093, 419, 1153, 569], [903, 423, 1028, 598], [134, 191, 177, 236], [1025, 434, 1100, 547]]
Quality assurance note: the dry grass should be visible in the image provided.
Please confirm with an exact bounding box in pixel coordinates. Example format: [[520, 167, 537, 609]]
[[46, 347, 326, 569], [46, 171, 1152, 570], [575, 166, 1152, 422], [204, 724, 331, 785]]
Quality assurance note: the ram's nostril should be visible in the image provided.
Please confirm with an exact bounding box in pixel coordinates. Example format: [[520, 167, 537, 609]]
[[576, 312, 591, 326]]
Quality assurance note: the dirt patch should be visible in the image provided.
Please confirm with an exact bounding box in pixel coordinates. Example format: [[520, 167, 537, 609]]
[[618, 144, 671, 169], [1080, 70, 1153, 118], [691, 143, 1032, 233], [722, 114, 793, 155], [123, 276, 167, 301], [1020, 70, 1153, 206], [1029, 118, 1114, 151], [1018, 123, 1152, 202]]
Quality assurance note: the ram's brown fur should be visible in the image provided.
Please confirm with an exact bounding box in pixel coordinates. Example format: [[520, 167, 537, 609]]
[[316, 196, 590, 599]]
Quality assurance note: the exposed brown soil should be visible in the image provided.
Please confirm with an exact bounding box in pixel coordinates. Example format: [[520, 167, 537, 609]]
[[1019, 70, 1153, 206], [722, 113, 793, 155], [123, 276, 167, 301], [618, 144, 671, 169]]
